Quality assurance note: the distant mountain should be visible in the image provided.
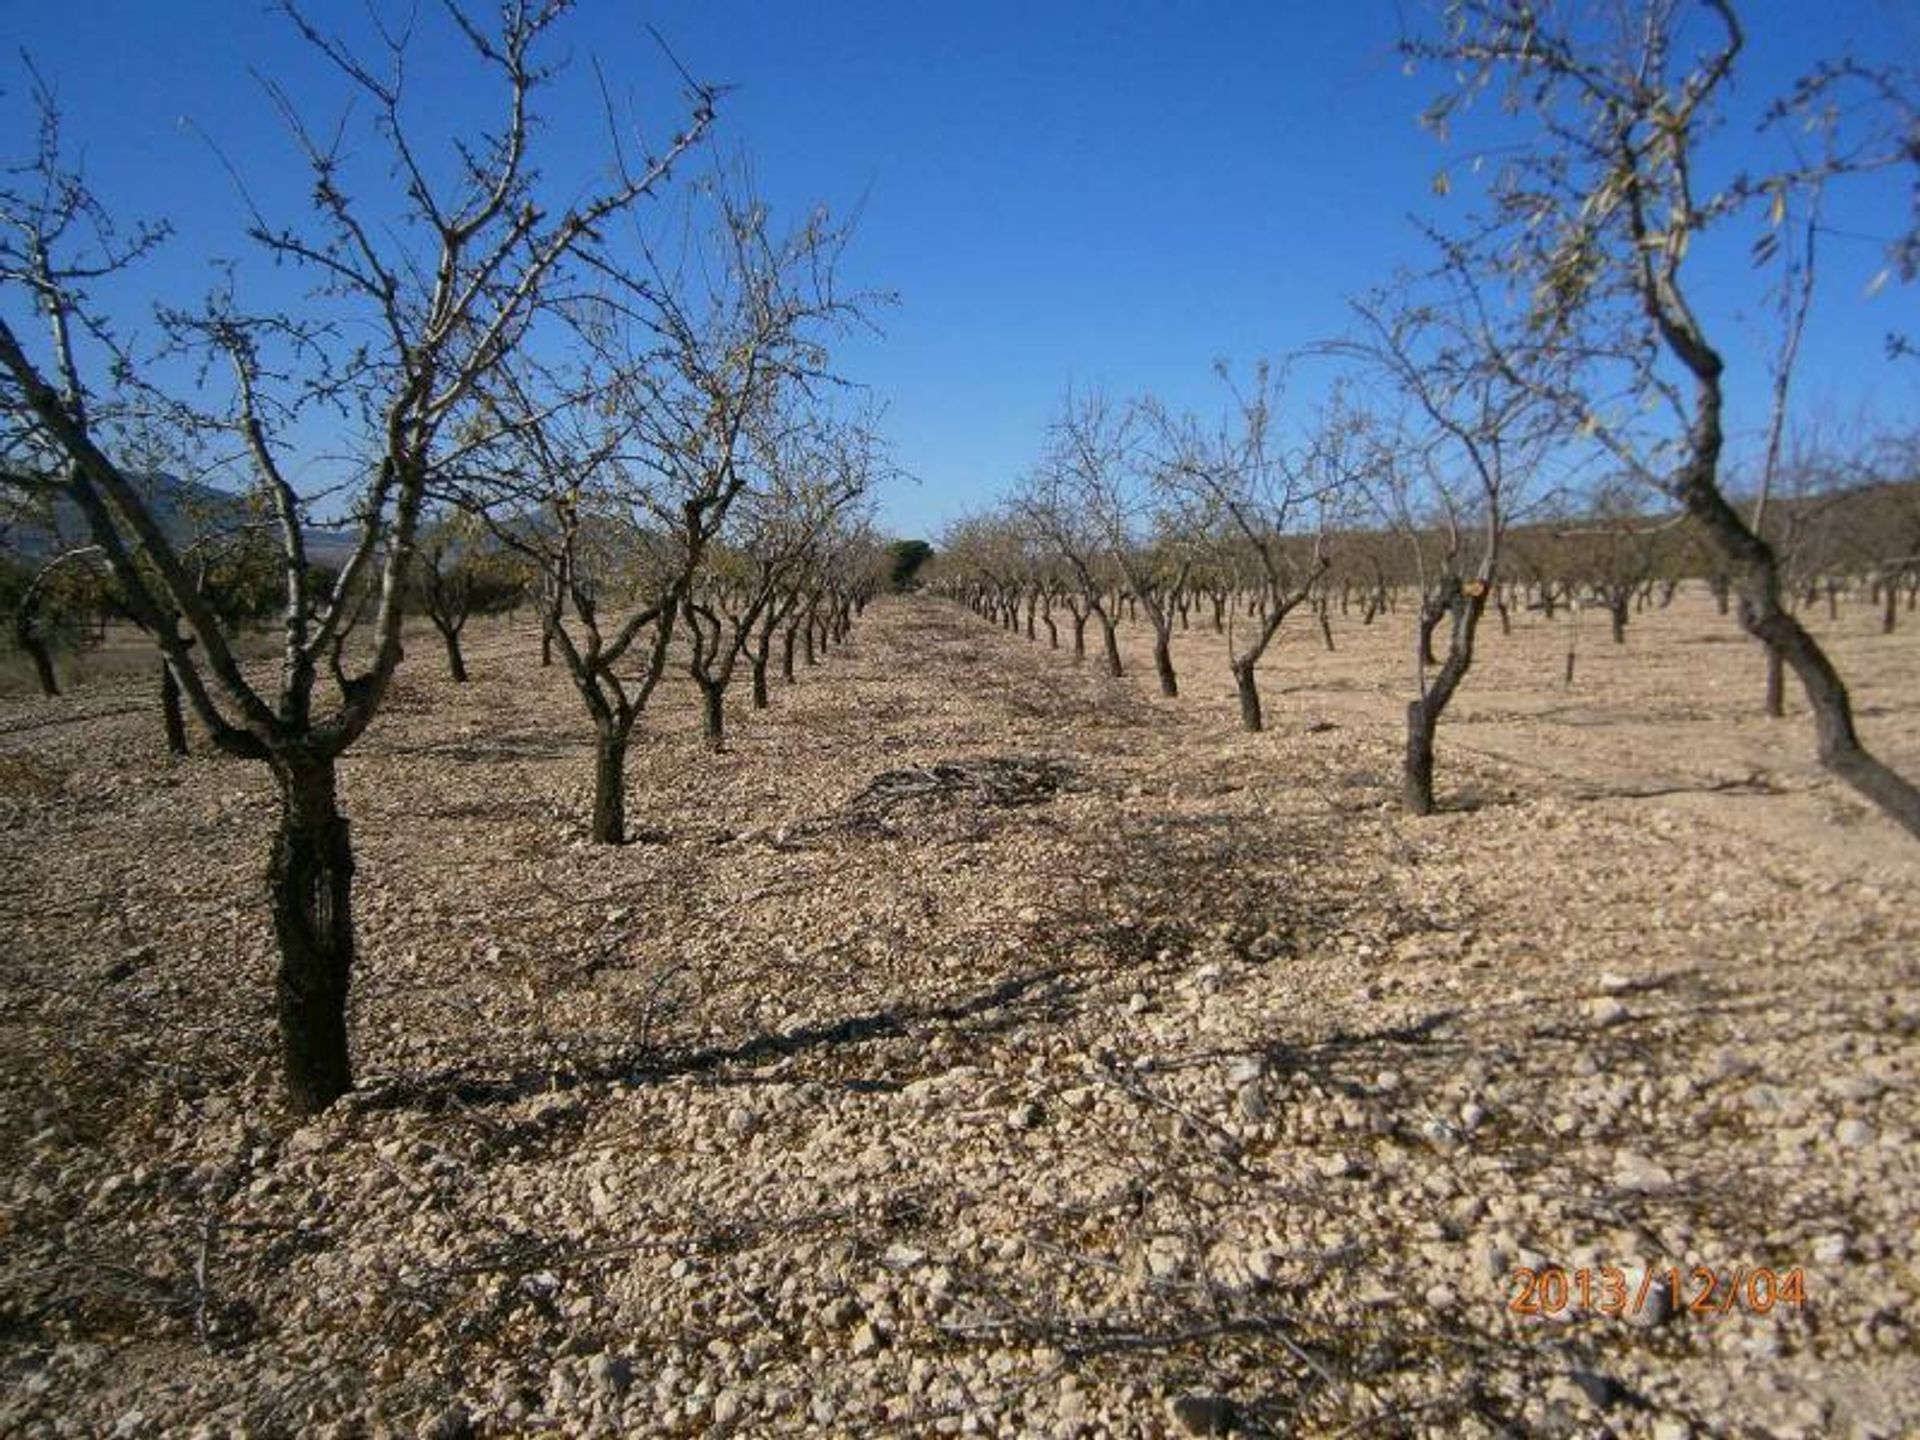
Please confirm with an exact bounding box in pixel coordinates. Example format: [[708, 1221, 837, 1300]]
[[5, 471, 361, 569]]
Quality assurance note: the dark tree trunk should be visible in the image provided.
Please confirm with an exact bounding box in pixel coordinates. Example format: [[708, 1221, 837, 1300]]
[[1608, 599, 1628, 645], [782, 623, 800, 683], [24, 631, 59, 696], [1233, 661, 1263, 733], [751, 652, 770, 709], [591, 728, 628, 845], [1681, 478, 1920, 838], [1099, 616, 1123, 677], [1403, 587, 1487, 818], [803, 621, 817, 667], [1764, 648, 1785, 719], [700, 683, 725, 750], [1151, 629, 1178, 697], [541, 626, 554, 667], [1416, 601, 1443, 667], [1071, 611, 1087, 661], [1495, 593, 1511, 637], [1319, 599, 1336, 652], [1885, 578, 1899, 635], [1211, 593, 1226, 632], [160, 658, 188, 756], [268, 755, 356, 1115], [439, 624, 469, 683]]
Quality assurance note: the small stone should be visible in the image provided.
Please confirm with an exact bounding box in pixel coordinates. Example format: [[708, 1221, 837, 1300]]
[[1613, 1152, 1673, 1193], [587, 1353, 632, 1397], [417, 1404, 472, 1440], [1009, 1101, 1044, 1130], [1315, 1153, 1357, 1179], [850, 1321, 883, 1358], [1834, 1118, 1874, 1148], [712, 1391, 741, 1424], [1166, 1393, 1234, 1436], [1586, 997, 1630, 1027], [1597, 972, 1634, 994], [1812, 1233, 1848, 1264], [725, 1106, 757, 1138]]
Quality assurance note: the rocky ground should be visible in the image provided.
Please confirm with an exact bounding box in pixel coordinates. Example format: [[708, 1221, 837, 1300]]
[[1, 590, 1916, 1438]]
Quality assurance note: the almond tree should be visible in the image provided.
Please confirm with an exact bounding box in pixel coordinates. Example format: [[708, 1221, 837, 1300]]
[[0, 7, 714, 1112], [467, 182, 863, 841], [1407, 0, 1920, 837], [1051, 391, 1189, 696], [412, 511, 527, 682], [1147, 364, 1350, 732], [683, 414, 880, 748], [1347, 278, 1550, 815]]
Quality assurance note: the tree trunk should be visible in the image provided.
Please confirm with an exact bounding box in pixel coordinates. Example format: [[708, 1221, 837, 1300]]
[[1232, 661, 1263, 733], [591, 728, 628, 845], [1071, 612, 1087, 661], [440, 624, 469, 683], [24, 633, 59, 696], [268, 754, 356, 1115], [1319, 599, 1336, 652], [803, 621, 817, 667], [1151, 630, 1177, 697], [1683, 480, 1920, 838], [1404, 698, 1437, 816], [1099, 616, 1123, 677], [160, 657, 188, 756], [751, 652, 770, 709], [701, 683, 725, 751], [1884, 577, 1899, 635], [541, 625, 554, 668], [782, 624, 799, 683], [1764, 648, 1784, 719], [1608, 600, 1627, 645], [1416, 604, 1443, 667], [1403, 588, 1487, 818]]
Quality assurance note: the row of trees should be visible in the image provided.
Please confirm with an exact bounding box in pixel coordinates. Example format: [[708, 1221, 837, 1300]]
[[939, 0, 1920, 835], [0, 5, 890, 1113]]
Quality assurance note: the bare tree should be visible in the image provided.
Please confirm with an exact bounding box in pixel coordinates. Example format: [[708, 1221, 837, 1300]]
[[1049, 391, 1189, 696], [466, 178, 863, 841], [412, 511, 527, 683], [1346, 278, 1549, 816], [683, 413, 880, 748], [1147, 364, 1347, 732], [0, 9, 715, 1112], [1406, 0, 1920, 838]]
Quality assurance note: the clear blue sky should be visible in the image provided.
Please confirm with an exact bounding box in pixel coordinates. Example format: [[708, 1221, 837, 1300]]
[[7, 2, 1917, 539]]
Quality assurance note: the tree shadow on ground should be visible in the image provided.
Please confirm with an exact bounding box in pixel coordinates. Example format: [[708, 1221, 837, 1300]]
[[348, 964, 1077, 1115]]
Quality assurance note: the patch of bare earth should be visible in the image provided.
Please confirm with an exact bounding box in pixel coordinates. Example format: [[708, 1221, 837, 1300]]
[[1, 590, 1915, 1438]]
